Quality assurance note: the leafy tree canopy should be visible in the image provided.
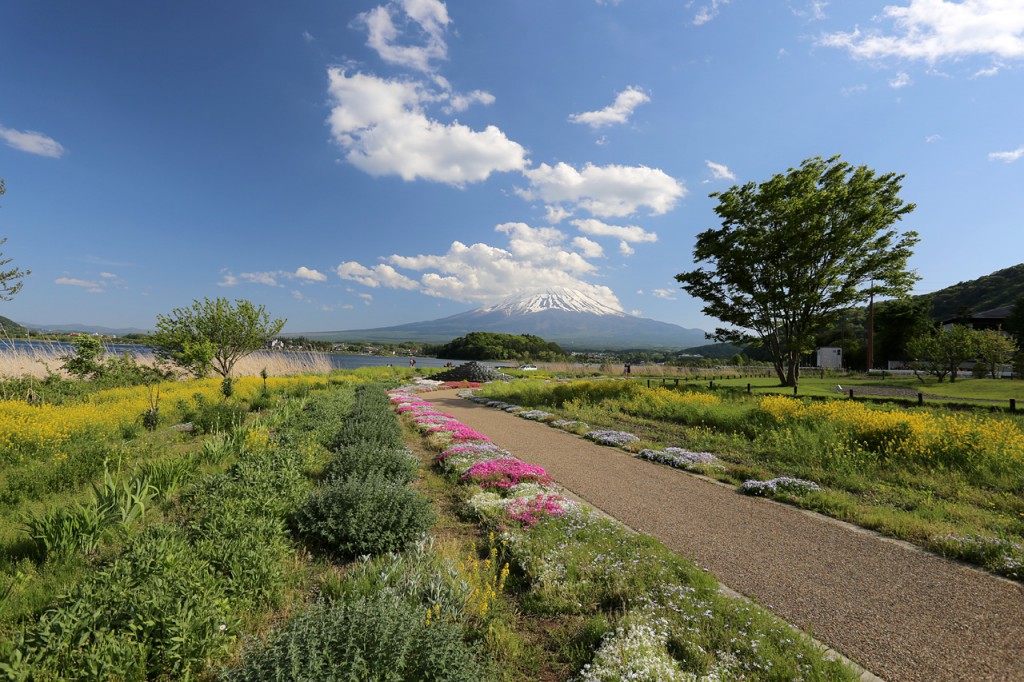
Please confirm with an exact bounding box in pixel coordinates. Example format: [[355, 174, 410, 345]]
[[434, 331, 565, 362], [152, 297, 285, 378], [676, 155, 919, 386]]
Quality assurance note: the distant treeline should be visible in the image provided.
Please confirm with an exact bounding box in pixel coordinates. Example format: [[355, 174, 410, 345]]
[[430, 332, 566, 362]]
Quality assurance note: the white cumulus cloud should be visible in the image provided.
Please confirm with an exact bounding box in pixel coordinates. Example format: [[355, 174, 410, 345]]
[[294, 266, 328, 282], [519, 162, 685, 218], [571, 218, 658, 244], [358, 0, 451, 73], [989, 145, 1024, 162], [568, 86, 650, 129], [326, 69, 528, 186], [336, 222, 623, 309], [618, 241, 635, 256], [336, 262, 420, 289], [571, 236, 605, 259], [819, 0, 1024, 63], [0, 123, 65, 158]]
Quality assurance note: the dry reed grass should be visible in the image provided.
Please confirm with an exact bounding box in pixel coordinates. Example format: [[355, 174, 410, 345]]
[[0, 345, 335, 379], [537, 361, 753, 378]]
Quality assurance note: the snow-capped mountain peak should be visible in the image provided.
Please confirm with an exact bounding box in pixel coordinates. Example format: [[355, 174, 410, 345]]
[[482, 287, 626, 317]]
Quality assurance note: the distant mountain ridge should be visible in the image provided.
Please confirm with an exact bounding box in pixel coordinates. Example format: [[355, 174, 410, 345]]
[[304, 287, 708, 350]]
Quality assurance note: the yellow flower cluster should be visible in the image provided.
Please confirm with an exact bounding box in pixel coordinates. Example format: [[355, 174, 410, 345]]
[[622, 386, 721, 419], [459, 539, 509, 621], [757, 395, 1024, 469], [0, 375, 341, 464]]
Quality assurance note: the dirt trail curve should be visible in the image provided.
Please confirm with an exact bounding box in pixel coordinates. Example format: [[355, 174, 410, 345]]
[[426, 390, 1024, 682]]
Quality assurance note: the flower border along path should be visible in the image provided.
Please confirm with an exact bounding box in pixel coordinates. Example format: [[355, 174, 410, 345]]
[[392, 385, 860, 681], [424, 388, 1024, 682]]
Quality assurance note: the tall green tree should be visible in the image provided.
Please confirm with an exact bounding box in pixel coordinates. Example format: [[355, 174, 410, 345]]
[[675, 155, 919, 387], [0, 180, 31, 301], [152, 298, 285, 378]]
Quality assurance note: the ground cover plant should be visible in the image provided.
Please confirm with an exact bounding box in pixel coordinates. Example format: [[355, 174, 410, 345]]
[[472, 379, 1024, 580], [393, 388, 859, 681]]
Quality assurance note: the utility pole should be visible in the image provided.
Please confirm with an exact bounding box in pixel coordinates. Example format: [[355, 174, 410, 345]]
[[867, 281, 875, 372]]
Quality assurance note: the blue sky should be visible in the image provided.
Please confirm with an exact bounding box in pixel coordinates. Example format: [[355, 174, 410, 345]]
[[1, 0, 1022, 333]]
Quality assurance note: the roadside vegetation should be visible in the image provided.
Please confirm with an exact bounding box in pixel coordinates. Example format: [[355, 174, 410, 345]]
[[473, 378, 1024, 581]]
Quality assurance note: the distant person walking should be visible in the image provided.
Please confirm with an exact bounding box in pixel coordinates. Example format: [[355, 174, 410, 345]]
[[409, 357, 416, 369], [624, 362, 631, 377]]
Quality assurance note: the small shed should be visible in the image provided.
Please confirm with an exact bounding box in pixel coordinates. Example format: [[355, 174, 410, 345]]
[[816, 346, 843, 370]]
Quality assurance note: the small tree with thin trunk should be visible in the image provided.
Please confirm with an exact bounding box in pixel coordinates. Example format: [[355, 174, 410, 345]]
[[974, 328, 1017, 379], [0, 180, 31, 302], [152, 297, 285, 378], [907, 325, 978, 383]]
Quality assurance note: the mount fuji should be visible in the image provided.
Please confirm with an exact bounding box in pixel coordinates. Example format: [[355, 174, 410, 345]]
[[307, 287, 708, 350]]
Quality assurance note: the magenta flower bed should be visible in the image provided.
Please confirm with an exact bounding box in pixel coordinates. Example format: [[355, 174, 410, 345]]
[[463, 458, 552, 489], [505, 494, 567, 528], [426, 423, 491, 442]]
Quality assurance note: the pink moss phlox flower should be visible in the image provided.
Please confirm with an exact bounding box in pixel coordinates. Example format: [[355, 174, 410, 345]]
[[505, 493, 567, 528], [463, 458, 552, 489], [425, 422, 491, 442]]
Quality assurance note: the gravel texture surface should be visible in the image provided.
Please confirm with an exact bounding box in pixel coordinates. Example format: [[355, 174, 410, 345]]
[[427, 390, 1024, 682]]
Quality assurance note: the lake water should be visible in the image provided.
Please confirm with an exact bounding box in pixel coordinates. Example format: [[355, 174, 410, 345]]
[[0, 339, 496, 371]]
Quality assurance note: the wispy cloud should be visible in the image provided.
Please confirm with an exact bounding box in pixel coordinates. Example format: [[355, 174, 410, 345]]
[[989, 145, 1024, 163], [0, 123, 65, 158], [652, 288, 678, 300], [889, 71, 913, 88], [568, 86, 650, 129], [693, 0, 732, 26], [55, 277, 105, 294], [357, 0, 451, 73], [571, 218, 658, 244], [841, 83, 868, 96], [218, 266, 328, 287], [705, 160, 736, 181]]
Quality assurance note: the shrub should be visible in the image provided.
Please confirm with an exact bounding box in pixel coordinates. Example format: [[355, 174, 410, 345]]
[[224, 594, 484, 681], [323, 445, 420, 485], [296, 472, 434, 558]]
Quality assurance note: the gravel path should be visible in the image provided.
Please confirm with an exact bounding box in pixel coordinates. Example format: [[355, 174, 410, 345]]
[[427, 390, 1024, 682]]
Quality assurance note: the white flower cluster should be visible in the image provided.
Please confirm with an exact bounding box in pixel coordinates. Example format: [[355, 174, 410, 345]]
[[740, 477, 820, 497], [638, 447, 721, 472], [576, 616, 739, 682]]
